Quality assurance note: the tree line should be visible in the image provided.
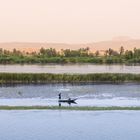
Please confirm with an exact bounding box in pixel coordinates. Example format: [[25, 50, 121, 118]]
[[0, 46, 140, 64]]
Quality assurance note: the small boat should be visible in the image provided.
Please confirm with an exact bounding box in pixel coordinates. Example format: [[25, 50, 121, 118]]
[[59, 98, 77, 103], [58, 93, 77, 104]]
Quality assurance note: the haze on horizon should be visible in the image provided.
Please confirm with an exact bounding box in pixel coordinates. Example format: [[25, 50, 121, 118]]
[[0, 0, 140, 43]]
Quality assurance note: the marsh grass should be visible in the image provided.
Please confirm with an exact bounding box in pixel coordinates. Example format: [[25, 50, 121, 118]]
[[0, 106, 140, 111], [0, 73, 140, 84]]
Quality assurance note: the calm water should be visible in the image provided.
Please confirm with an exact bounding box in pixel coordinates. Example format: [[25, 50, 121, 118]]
[[0, 110, 140, 140], [0, 83, 140, 107], [0, 64, 140, 73]]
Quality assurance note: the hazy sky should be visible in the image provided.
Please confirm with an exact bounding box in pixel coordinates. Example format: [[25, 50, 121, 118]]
[[0, 0, 140, 43]]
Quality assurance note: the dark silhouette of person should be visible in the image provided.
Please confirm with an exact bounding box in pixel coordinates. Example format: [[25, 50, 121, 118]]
[[58, 93, 61, 100], [58, 93, 62, 107]]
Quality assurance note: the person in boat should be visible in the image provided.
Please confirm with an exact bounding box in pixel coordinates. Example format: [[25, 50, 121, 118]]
[[58, 93, 61, 100], [68, 98, 71, 102]]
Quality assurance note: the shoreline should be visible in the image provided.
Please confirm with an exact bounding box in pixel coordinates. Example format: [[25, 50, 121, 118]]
[[0, 106, 140, 111]]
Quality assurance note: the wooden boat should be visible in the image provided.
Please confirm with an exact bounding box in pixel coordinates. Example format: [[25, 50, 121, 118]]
[[58, 93, 77, 104], [58, 98, 77, 103]]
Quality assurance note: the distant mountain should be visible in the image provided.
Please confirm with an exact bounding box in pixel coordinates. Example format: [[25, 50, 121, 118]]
[[112, 36, 132, 41], [0, 39, 140, 53]]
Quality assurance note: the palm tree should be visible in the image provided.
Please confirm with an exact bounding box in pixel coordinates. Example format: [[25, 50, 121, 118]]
[[120, 46, 124, 55]]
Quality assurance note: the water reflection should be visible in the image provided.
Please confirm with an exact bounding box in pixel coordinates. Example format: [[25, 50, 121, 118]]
[[58, 100, 77, 107], [0, 64, 140, 73], [1, 111, 140, 140]]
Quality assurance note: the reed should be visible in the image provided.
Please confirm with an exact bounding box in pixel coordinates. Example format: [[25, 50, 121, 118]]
[[0, 106, 140, 110], [0, 73, 140, 84]]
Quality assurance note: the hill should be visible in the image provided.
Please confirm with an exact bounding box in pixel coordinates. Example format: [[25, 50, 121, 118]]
[[0, 39, 140, 53]]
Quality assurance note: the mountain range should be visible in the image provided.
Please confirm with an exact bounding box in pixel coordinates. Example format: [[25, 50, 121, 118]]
[[0, 38, 140, 53]]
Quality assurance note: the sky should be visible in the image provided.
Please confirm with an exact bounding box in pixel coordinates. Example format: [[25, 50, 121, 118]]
[[0, 0, 140, 43]]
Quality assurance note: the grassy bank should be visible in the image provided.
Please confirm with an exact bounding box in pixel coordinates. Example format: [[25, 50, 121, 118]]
[[0, 73, 140, 84], [0, 106, 140, 111], [0, 56, 140, 64]]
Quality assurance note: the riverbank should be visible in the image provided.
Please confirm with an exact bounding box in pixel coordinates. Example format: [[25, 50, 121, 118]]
[[0, 47, 140, 64], [0, 106, 140, 110], [0, 56, 140, 64], [0, 73, 140, 84]]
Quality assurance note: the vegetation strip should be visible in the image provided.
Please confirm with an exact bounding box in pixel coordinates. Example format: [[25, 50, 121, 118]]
[[0, 73, 140, 84], [0, 106, 140, 110], [0, 47, 140, 64]]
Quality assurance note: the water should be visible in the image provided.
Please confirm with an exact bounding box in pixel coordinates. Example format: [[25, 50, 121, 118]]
[[0, 110, 140, 140], [0, 83, 140, 107], [0, 64, 140, 73]]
